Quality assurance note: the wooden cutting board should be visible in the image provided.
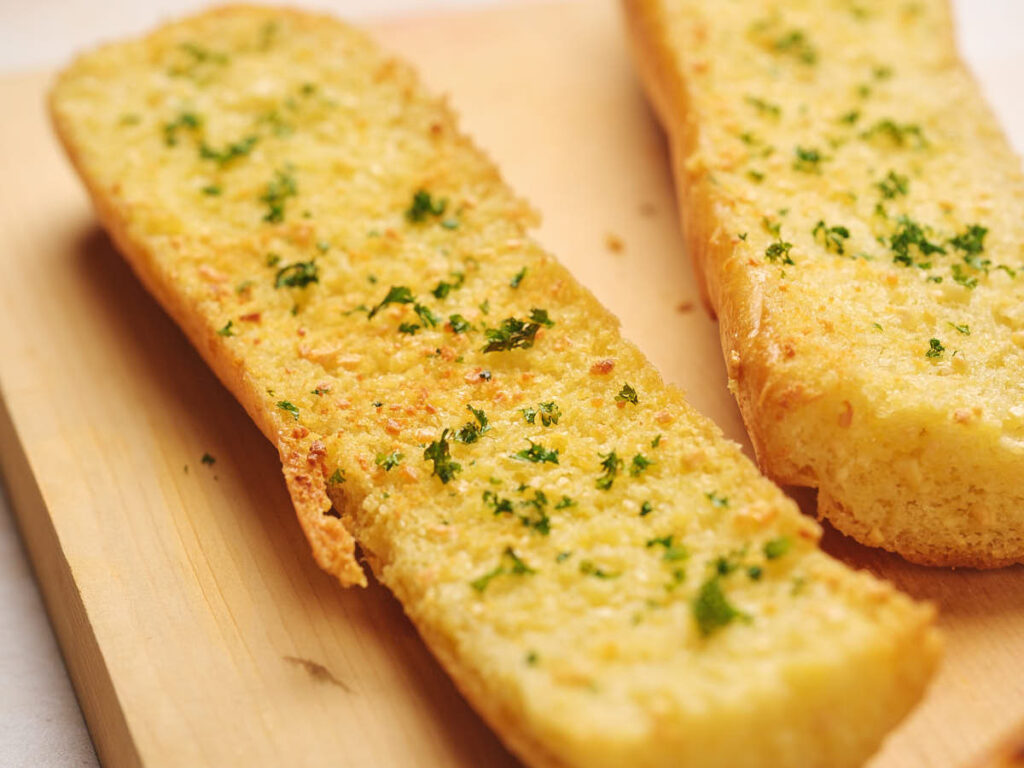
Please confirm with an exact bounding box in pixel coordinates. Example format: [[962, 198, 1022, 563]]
[[1, 2, 1022, 766]]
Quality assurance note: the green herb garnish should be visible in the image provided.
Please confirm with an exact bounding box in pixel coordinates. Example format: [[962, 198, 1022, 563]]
[[424, 429, 461, 483], [693, 576, 742, 637], [763, 536, 792, 560], [375, 452, 403, 471], [615, 383, 639, 405], [513, 440, 559, 464], [274, 260, 319, 289], [630, 453, 654, 477], [261, 168, 297, 223], [596, 451, 623, 491], [368, 285, 415, 318], [276, 400, 300, 420], [406, 189, 447, 222]]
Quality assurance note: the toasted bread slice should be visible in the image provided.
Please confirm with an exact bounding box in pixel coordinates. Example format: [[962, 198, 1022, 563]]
[[51, 6, 938, 766], [624, 0, 1024, 567]]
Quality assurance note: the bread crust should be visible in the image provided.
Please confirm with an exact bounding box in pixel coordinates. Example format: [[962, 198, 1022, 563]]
[[623, 0, 1024, 568]]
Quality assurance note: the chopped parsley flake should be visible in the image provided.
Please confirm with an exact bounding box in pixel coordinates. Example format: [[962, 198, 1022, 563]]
[[406, 189, 447, 222], [471, 547, 535, 592], [163, 111, 201, 147], [424, 429, 462, 483], [482, 311, 552, 353], [693, 576, 743, 637], [200, 135, 258, 165], [949, 224, 988, 256], [744, 95, 781, 118], [368, 285, 414, 318], [510, 267, 527, 288], [630, 453, 654, 477], [483, 490, 514, 516], [926, 338, 945, 358], [765, 239, 795, 265], [640, 500, 654, 516], [522, 401, 561, 426], [891, 216, 945, 267], [200, 452, 216, 466], [877, 170, 909, 199], [375, 451, 403, 471], [763, 536, 792, 560], [448, 314, 472, 333], [555, 495, 576, 510], [454, 404, 490, 444], [647, 534, 688, 562], [261, 168, 297, 223], [202, 184, 222, 196], [596, 451, 623, 491], [216, 320, 235, 337], [413, 303, 440, 328], [328, 468, 345, 485], [398, 322, 420, 335], [862, 119, 927, 148], [431, 272, 465, 299], [951, 263, 979, 289], [706, 492, 730, 508], [949, 322, 970, 336], [513, 440, 559, 464], [615, 383, 639, 405], [579, 560, 620, 579], [812, 221, 851, 255], [793, 146, 825, 173], [651, 434, 662, 448], [276, 400, 300, 420], [274, 260, 319, 289], [774, 29, 817, 65]]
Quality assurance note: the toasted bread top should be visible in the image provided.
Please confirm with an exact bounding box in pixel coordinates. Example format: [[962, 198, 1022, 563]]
[[51, 7, 939, 766]]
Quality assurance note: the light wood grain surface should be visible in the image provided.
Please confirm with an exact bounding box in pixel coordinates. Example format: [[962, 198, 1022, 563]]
[[0, 2, 1021, 767]]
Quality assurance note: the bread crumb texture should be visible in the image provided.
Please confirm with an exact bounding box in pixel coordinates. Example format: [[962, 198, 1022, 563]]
[[626, 0, 1024, 567], [52, 6, 938, 767]]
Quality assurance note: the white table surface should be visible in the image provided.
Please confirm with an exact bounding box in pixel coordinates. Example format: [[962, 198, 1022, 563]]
[[1, 1, 1020, 766]]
